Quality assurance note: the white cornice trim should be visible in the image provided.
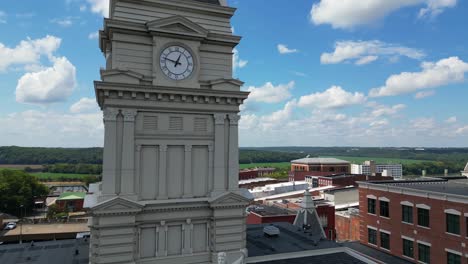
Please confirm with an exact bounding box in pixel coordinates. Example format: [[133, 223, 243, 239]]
[[401, 235, 414, 241], [366, 194, 376, 199], [445, 248, 462, 255], [416, 204, 431, 210], [444, 209, 461, 215], [379, 229, 391, 235], [367, 225, 377, 230], [379, 197, 390, 202], [417, 240, 431, 247], [359, 181, 468, 204], [401, 201, 414, 206]]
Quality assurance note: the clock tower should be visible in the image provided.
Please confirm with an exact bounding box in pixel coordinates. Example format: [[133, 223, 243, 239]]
[[89, 0, 250, 263]]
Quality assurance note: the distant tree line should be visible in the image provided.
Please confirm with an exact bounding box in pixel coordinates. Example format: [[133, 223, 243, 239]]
[[403, 161, 465, 176], [42, 163, 102, 175], [1, 146, 468, 177], [0, 146, 103, 164], [239, 150, 304, 164], [249, 146, 468, 163]]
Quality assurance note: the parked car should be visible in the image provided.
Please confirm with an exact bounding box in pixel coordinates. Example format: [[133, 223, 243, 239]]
[[4, 222, 17, 230]]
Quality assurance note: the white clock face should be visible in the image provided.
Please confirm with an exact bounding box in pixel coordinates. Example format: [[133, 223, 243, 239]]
[[159, 46, 194, 81]]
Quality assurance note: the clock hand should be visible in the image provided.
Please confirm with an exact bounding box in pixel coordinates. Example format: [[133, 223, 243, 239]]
[[165, 58, 178, 64], [174, 54, 182, 67]]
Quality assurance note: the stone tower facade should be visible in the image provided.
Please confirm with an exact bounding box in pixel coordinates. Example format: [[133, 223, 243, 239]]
[[89, 0, 250, 263]]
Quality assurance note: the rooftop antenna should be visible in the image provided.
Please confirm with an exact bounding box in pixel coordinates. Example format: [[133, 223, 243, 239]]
[[306, 154, 311, 158]]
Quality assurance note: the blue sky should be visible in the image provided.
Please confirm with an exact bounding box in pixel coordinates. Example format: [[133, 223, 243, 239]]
[[0, 0, 467, 147]]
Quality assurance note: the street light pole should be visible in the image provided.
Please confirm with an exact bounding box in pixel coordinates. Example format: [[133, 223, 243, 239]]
[[19, 204, 23, 244]]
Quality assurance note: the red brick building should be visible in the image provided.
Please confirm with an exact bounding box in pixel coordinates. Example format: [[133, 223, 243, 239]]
[[239, 168, 275, 180], [55, 192, 86, 212], [289, 157, 350, 181], [335, 208, 360, 242], [246, 201, 336, 240], [305, 174, 392, 188], [359, 178, 468, 264]]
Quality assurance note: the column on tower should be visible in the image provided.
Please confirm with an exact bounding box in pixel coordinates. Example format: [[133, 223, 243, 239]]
[[213, 113, 226, 195], [120, 109, 137, 195], [102, 108, 119, 196], [228, 114, 240, 191]]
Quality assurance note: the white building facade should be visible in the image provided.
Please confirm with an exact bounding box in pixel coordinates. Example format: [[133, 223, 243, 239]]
[[351, 162, 403, 179], [89, 0, 250, 263]]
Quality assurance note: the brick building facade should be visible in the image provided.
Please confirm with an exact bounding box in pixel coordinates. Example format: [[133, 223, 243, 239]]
[[305, 174, 392, 188], [335, 208, 360, 242], [359, 178, 468, 264], [239, 168, 275, 180], [289, 158, 351, 182], [247, 202, 336, 240]]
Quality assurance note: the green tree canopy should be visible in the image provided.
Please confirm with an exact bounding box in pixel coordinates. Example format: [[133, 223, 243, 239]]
[[0, 170, 49, 216]]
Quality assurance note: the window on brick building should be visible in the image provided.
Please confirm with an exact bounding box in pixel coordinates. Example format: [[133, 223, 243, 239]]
[[447, 252, 461, 264], [368, 198, 376, 214], [417, 208, 430, 227], [402, 205, 413, 224], [368, 228, 377, 245], [466, 217, 468, 237], [380, 232, 390, 250], [402, 239, 414, 258], [446, 213, 460, 235], [418, 243, 430, 264], [380, 200, 389, 217]]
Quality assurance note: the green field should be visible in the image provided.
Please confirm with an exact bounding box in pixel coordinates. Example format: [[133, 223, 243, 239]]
[[31, 172, 96, 180], [239, 162, 290, 170], [239, 156, 427, 170]]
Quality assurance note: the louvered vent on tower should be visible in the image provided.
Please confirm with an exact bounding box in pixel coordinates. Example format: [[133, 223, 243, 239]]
[[143, 116, 158, 131], [169, 117, 183, 131], [194, 118, 208, 132]]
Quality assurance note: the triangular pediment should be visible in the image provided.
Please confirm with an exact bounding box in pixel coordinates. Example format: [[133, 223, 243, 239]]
[[209, 78, 244, 92], [210, 192, 252, 207], [100, 69, 143, 85], [92, 197, 143, 214], [146, 16, 209, 38]]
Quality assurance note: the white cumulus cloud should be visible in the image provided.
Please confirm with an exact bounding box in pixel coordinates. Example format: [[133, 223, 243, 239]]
[[419, 0, 457, 18], [87, 0, 109, 17], [321, 40, 425, 65], [50, 17, 74, 27], [233, 48, 248, 71], [310, 0, 457, 29], [70, 97, 99, 113], [369, 56, 468, 97], [278, 44, 299, 54], [446, 116, 457, 123], [370, 103, 406, 117], [298, 86, 366, 109], [414, 90, 436, 99], [0, 110, 103, 147], [0, 10, 7, 24], [16, 57, 77, 104], [0, 35, 61, 72], [88, 32, 99, 40], [246, 81, 294, 104]]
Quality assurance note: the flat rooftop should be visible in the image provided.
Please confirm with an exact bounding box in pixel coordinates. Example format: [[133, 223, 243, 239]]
[[0, 223, 412, 264], [362, 178, 468, 197], [0, 239, 89, 264], [291, 157, 350, 165], [248, 205, 295, 217], [247, 223, 412, 264], [2, 223, 89, 237]]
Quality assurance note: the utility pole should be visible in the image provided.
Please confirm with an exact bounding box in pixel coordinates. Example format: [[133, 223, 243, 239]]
[[19, 204, 24, 244]]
